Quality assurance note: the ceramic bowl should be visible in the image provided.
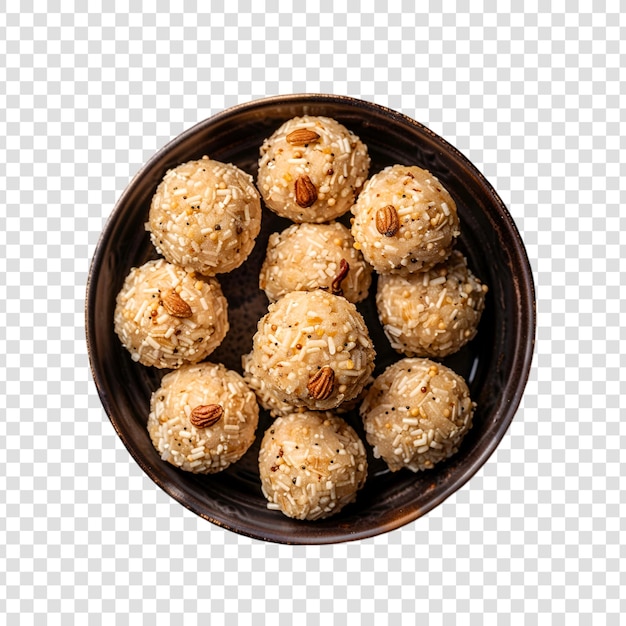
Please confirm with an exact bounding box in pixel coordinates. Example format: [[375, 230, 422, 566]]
[[86, 94, 535, 544]]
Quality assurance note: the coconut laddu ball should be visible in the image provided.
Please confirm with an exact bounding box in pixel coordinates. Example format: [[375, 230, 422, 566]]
[[351, 164, 460, 274], [376, 250, 488, 358], [113, 259, 229, 368], [259, 222, 372, 304], [148, 156, 262, 276], [243, 290, 375, 412], [257, 116, 370, 223], [258, 411, 368, 520], [147, 362, 259, 474], [243, 350, 371, 419], [360, 358, 475, 473]]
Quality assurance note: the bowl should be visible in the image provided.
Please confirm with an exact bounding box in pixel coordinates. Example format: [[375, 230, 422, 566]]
[[86, 94, 535, 544]]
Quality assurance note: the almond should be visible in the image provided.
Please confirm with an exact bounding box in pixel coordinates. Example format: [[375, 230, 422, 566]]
[[307, 366, 335, 400], [286, 128, 320, 145], [375, 205, 400, 237], [331, 259, 350, 296], [162, 290, 193, 318], [190, 404, 223, 428], [294, 175, 318, 208]]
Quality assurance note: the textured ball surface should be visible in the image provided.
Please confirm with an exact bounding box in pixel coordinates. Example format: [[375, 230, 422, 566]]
[[147, 362, 259, 474], [243, 290, 375, 412], [257, 116, 370, 223], [376, 250, 487, 357], [259, 222, 372, 304], [360, 358, 474, 472], [148, 156, 262, 275], [351, 164, 460, 274], [114, 259, 229, 368], [258, 411, 368, 520]]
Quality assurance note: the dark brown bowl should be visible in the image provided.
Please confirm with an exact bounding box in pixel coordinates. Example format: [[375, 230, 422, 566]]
[[86, 94, 535, 544]]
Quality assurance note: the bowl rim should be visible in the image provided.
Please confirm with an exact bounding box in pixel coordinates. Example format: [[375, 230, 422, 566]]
[[86, 93, 536, 544]]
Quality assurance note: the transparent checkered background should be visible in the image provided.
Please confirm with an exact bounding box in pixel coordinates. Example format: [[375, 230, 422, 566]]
[[1, 2, 624, 623]]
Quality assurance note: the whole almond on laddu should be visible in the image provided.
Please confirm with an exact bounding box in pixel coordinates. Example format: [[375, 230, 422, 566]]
[[162, 290, 193, 318], [375, 205, 400, 237], [190, 404, 223, 428], [295, 175, 318, 208], [307, 366, 335, 400], [286, 129, 321, 145]]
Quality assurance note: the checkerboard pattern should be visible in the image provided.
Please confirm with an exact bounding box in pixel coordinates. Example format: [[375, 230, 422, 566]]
[[1, 3, 624, 623]]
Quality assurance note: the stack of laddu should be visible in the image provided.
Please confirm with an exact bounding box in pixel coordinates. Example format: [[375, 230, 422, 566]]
[[114, 156, 262, 474], [113, 115, 488, 522]]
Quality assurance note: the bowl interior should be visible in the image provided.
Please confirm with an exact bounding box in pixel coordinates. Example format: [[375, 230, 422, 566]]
[[86, 94, 535, 544]]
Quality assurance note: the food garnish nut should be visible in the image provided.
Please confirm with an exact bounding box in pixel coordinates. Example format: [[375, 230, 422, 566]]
[[307, 366, 335, 400], [162, 290, 193, 318], [190, 404, 223, 428], [286, 128, 321, 145], [375, 205, 400, 237], [331, 259, 350, 297], [295, 175, 318, 208]]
